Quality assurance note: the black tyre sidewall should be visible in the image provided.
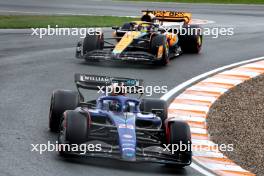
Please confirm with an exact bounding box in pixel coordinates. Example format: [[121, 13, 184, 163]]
[[179, 24, 203, 54], [49, 90, 79, 132], [140, 98, 168, 123], [64, 110, 89, 144], [150, 35, 169, 66], [83, 33, 104, 55], [168, 121, 192, 165]]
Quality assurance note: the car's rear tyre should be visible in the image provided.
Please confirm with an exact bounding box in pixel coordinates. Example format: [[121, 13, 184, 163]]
[[140, 98, 168, 122], [83, 33, 104, 55], [166, 121, 192, 167], [150, 35, 169, 66], [179, 24, 202, 54], [141, 14, 152, 22], [49, 90, 79, 132]]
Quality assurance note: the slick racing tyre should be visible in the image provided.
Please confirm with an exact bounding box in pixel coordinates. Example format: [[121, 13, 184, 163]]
[[49, 90, 79, 132], [150, 35, 169, 66], [140, 98, 168, 122], [63, 110, 89, 144], [166, 121, 192, 168], [83, 33, 104, 55], [58, 110, 90, 156], [179, 24, 203, 54]]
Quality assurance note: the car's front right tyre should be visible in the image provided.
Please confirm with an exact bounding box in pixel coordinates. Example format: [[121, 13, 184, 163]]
[[83, 33, 104, 56], [150, 35, 169, 66], [166, 121, 192, 168], [58, 110, 90, 156], [49, 89, 79, 132]]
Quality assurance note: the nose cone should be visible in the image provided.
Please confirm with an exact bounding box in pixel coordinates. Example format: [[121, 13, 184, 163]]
[[119, 130, 136, 161], [112, 31, 141, 55], [111, 112, 137, 161]]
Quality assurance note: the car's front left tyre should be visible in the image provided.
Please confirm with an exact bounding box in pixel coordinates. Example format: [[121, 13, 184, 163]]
[[150, 35, 169, 66]]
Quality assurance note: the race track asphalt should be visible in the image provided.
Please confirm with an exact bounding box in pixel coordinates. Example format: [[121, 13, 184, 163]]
[[0, 1, 263, 176]]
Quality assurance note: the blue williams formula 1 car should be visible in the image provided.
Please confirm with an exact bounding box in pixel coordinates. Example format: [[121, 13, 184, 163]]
[[49, 74, 192, 167]]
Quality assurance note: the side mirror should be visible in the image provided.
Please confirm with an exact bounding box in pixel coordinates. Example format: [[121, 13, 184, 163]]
[[112, 26, 120, 30]]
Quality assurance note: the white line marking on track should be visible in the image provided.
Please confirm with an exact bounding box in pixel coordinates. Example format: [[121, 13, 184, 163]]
[[205, 163, 249, 172], [220, 70, 260, 77], [193, 151, 225, 158], [170, 103, 209, 113], [242, 63, 264, 69], [190, 127, 207, 134], [202, 77, 243, 85], [177, 94, 217, 103], [187, 86, 228, 94], [168, 116, 206, 122], [192, 139, 216, 146]]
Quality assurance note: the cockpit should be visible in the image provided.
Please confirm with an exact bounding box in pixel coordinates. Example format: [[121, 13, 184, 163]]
[[100, 97, 139, 113], [121, 22, 158, 33]]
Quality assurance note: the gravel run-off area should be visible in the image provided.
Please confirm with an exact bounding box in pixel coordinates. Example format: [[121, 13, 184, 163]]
[[207, 74, 264, 176]]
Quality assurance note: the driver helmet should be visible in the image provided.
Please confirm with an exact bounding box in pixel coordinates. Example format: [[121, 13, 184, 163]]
[[109, 100, 122, 112], [141, 12, 158, 23], [108, 83, 126, 96]]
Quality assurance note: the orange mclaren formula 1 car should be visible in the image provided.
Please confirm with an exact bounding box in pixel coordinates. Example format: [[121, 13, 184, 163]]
[[76, 10, 203, 66]]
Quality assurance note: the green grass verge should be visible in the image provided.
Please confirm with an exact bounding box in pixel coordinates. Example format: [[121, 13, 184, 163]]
[[128, 0, 264, 4], [0, 15, 138, 29]]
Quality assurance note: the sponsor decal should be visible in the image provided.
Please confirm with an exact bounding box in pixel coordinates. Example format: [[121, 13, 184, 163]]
[[122, 144, 135, 147], [122, 148, 135, 152], [118, 124, 134, 129], [97, 85, 168, 96], [30, 141, 102, 155], [80, 75, 110, 83], [122, 139, 135, 143], [123, 134, 133, 139]]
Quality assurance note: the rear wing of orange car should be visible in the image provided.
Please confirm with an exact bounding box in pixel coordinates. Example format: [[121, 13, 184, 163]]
[[142, 10, 192, 24]]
